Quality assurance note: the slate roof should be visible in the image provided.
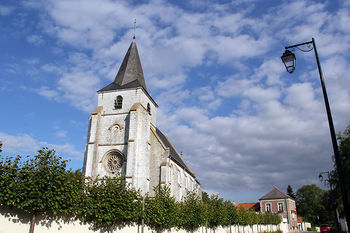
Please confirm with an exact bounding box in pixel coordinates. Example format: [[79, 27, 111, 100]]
[[155, 127, 197, 180], [259, 187, 291, 200], [99, 39, 147, 92]]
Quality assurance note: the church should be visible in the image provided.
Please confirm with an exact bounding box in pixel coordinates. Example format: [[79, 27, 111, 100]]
[[82, 38, 201, 201]]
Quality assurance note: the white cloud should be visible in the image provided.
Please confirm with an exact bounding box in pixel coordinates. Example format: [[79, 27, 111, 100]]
[[49, 143, 82, 159], [195, 86, 215, 102], [284, 82, 321, 111], [57, 72, 100, 112], [333, 9, 350, 34], [0, 132, 83, 159], [0, 5, 13, 16], [243, 86, 280, 103], [6, 0, 350, 201], [160, 100, 333, 193], [42, 64, 61, 73], [210, 34, 273, 63], [45, 0, 132, 49], [150, 73, 187, 90], [0, 133, 40, 153], [27, 35, 44, 46], [56, 130, 67, 137], [216, 75, 254, 97], [36, 86, 59, 100], [253, 58, 285, 85]]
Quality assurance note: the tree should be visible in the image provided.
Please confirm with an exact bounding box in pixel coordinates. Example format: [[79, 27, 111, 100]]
[[178, 191, 205, 232], [0, 148, 84, 233], [333, 125, 350, 205], [287, 185, 296, 199], [327, 124, 350, 228], [201, 191, 210, 203], [203, 194, 226, 230], [144, 186, 179, 232], [236, 207, 248, 226], [296, 184, 330, 225], [223, 200, 238, 228], [77, 175, 142, 232]]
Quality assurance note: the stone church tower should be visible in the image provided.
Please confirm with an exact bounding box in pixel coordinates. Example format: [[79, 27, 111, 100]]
[[83, 39, 200, 199]]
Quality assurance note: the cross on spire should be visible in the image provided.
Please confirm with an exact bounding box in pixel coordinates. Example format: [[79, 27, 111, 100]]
[[133, 19, 138, 40]]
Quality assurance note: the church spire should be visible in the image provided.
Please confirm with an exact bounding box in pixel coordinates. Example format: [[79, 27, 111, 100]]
[[114, 40, 147, 90], [99, 40, 147, 92]]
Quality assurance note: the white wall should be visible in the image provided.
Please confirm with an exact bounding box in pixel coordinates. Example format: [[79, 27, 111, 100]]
[[0, 206, 289, 233]]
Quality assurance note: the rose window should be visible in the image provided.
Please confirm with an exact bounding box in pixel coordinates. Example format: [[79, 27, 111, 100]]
[[104, 151, 123, 173]]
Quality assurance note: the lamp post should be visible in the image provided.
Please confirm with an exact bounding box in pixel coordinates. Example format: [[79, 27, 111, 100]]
[[281, 38, 350, 232], [141, 195, 145, 233], [319, 171, 340, 232]]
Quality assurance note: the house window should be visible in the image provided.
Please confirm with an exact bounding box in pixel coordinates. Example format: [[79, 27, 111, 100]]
[[147, 103, 151, 114], [114, 95, 123, 109], [278, 203, 283, 212], [265, 203, 271, 212]]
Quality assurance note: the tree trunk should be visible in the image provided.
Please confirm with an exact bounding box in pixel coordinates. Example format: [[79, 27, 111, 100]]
[[29, 213, 36, 233]]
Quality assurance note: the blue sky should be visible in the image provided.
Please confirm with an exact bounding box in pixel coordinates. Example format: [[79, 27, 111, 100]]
[[1, 0, 350, 203]]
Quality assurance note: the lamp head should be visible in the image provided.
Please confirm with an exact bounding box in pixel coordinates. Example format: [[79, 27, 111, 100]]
[[281, 49, 296, 74], [319, 173, 323, 182]]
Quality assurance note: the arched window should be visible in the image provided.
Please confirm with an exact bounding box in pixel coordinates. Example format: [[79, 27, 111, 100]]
[[114, 95, 123, 109], [147, 103, 151, 114]]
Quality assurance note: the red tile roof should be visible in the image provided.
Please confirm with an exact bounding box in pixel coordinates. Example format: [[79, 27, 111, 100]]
[[297, 217, 303, 223], [236, 202, 260, 211]]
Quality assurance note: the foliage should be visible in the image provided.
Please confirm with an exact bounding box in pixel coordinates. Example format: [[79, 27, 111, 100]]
[[0, 148, 83, 216], [296, 184, 329, 225], [337, 125, 350, 195], [330, 124, 350, 213], [144, 185, 178, 232], [222, 200, 238, 226], [236, 207, 248, 226], [201, 191, 210, 203], [0, 148, 283, 232], [178, 191, 205, 232], [0, 148, 84, 233], [321, 189, 340, 230], [203, 194, 226, 229], [262, 212, 282, 225], [235, 207, 281, 226], [287, 185, 296, 199], [77, 175, 142, 231]]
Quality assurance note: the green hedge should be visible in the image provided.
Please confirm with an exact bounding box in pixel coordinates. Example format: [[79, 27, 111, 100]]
[[0, 148, 282, 232]]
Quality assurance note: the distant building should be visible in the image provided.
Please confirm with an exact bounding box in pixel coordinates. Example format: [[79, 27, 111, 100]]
[[82, 38, 201, 201], [259, 187, 298, 230]]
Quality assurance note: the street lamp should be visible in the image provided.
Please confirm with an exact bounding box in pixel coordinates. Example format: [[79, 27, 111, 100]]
[[318, 172, 326, 182], [281, 50, 296, 73], [282, 38, 350, 232]]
